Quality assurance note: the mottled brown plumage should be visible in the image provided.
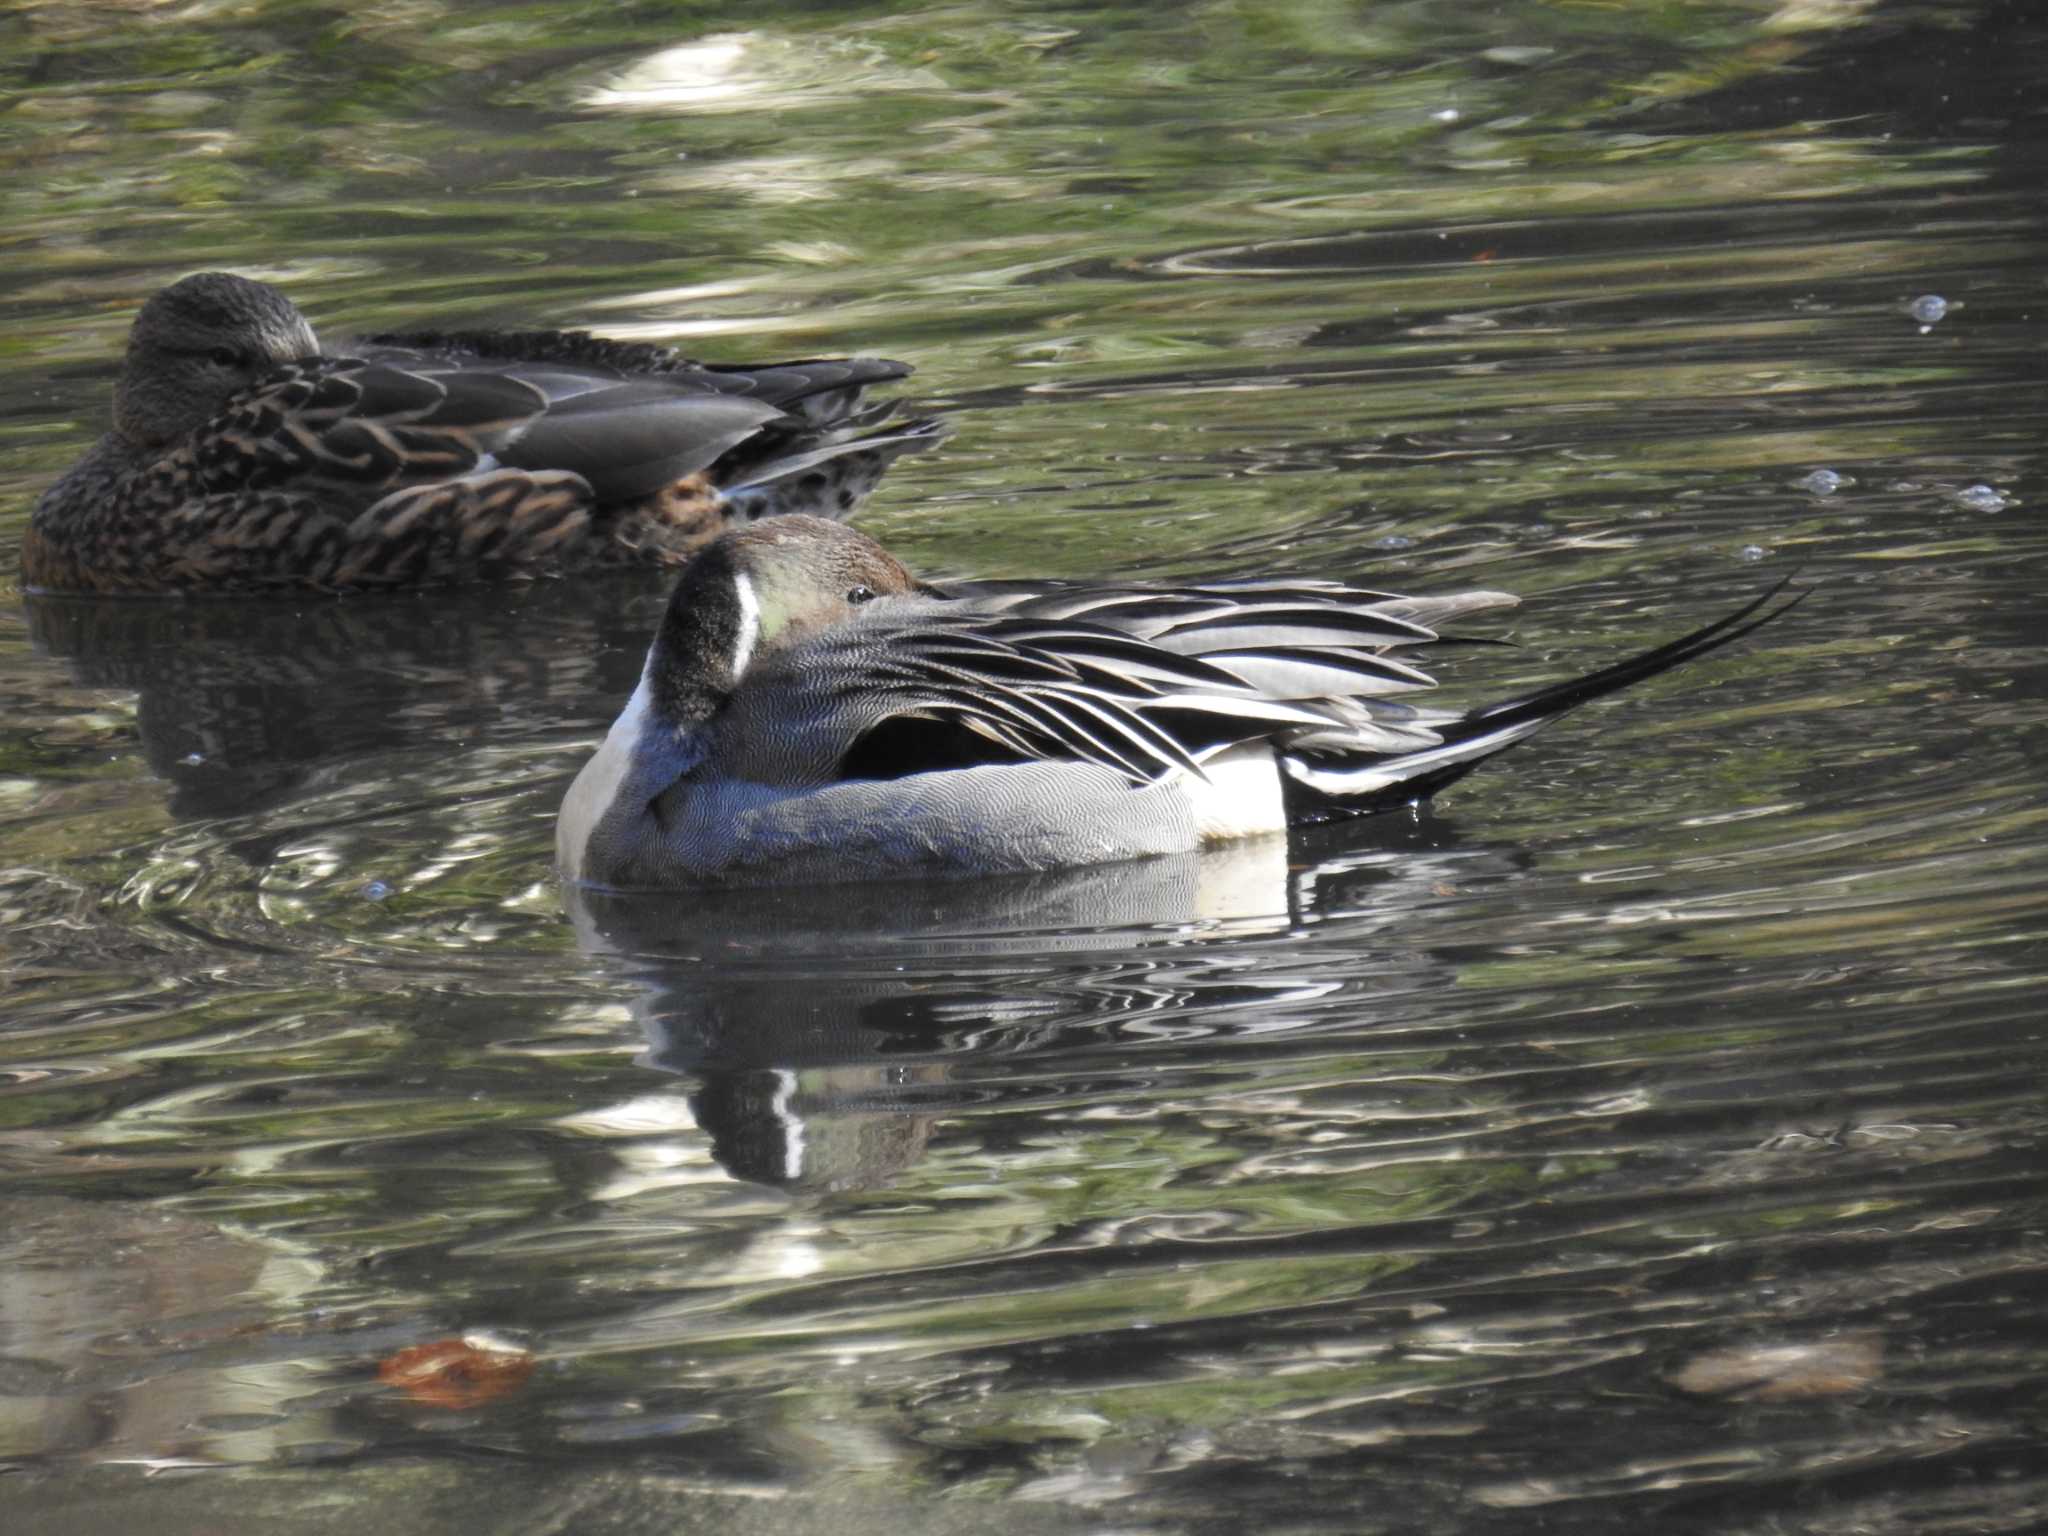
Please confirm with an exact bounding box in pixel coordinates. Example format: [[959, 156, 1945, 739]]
[[25, 272, 939, 594]]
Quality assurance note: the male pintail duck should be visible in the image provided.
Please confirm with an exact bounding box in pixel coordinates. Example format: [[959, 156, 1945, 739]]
[[558, 516, 1801, 888], [24, 272, 939, 593]]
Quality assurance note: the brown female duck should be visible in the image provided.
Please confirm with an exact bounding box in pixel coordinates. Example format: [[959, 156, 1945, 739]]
[[24, 272, 938, 594]]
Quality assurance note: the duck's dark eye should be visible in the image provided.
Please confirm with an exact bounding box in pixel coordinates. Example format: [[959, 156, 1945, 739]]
[[208, 346, 247, 369], [846, 584, 876, 605]]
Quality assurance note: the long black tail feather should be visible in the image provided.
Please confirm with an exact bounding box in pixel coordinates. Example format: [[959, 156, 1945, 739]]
[[1468, 575, 1806, 730], [1281, 577, 1808, 821]]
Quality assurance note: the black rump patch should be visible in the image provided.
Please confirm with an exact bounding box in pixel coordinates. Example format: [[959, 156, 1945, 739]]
[[836, 715, 1029, 782]]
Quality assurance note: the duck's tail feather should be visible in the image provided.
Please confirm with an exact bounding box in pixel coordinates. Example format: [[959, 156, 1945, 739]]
[[1279, 577, 1807, 821], [715, 413, 949, 523], [697, 357, 916, 421]]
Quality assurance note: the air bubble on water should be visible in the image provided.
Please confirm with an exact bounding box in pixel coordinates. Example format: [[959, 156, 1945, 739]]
[[1373, 534, 1415, 550], [1798, 469, 1844, 494], [1953, 483, 2007, 512], [1431, 107, 1461, 124], [1907, 294, 1948, 330], [1739, 544, 1768, 562], [363, 880, 392, 901], [180, 751, 205, 766]]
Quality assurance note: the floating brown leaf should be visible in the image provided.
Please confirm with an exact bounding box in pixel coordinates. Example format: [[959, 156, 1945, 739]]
[[1670, 1334, 1883, 1401], [378, 1335, 536, 1410]]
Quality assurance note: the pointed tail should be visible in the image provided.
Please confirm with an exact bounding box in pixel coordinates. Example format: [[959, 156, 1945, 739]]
[[714, 411, 949, 524], [1280, 576, 1808, 819]]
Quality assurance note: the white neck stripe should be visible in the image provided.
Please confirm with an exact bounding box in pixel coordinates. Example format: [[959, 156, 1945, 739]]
[[729, 570, 762, 679]]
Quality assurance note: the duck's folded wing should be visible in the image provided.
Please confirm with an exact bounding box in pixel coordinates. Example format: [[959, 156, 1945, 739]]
[[495, 382, 783, 501], [358, 354, 791, 501], [957, 583, 1525, 696], [759, 605, 1463, 789], [196, 357, 788, 505], [193, 360, 547, 495], [361, 327, 912, 417], [693, 358, 916, 423], [950, 579, 1516, 647]]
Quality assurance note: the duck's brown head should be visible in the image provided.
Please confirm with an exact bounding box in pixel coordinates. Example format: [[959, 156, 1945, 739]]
[[114, 272, 322, 449], [648, 515, 927, 721]]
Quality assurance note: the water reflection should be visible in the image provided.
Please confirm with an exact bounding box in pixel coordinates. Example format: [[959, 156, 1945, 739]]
[[581, 32, 945, 114], [0, 1193, 331, 1467], [23, 581, 665, 818], [568, 840, 1432, 1193]]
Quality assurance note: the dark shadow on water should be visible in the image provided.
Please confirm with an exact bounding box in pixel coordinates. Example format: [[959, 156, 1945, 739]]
[[1628, 0, 2048, 146], [24, 577, 670, 818]]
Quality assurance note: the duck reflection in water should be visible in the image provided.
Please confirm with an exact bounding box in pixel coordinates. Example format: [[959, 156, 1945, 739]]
[[25, 580, 668, 818], [566, 826, 1524, 1194]]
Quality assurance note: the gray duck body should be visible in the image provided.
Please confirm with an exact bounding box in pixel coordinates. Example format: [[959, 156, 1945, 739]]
[[558, 517, 1799, 889]]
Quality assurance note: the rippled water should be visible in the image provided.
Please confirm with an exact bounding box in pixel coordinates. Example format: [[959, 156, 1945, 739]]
[[4, 1, 2047, 1530]]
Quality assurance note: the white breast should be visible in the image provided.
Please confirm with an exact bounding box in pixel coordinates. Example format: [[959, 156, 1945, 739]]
[[557, 671, 657, 883]]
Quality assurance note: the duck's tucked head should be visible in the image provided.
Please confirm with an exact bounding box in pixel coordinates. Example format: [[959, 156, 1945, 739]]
[[114, 272, 322, 449], [647, 515, 924, 722]]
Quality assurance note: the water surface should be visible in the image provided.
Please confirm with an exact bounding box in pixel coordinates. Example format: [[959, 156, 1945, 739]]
[[3, 2, 2046, 1531]]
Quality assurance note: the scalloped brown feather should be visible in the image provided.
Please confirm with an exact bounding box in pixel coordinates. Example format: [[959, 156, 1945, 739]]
[[26, 274, 936, 594]]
